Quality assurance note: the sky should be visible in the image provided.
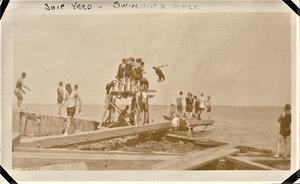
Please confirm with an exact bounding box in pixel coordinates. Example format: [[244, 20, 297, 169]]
[[7, 13, 291, 106]]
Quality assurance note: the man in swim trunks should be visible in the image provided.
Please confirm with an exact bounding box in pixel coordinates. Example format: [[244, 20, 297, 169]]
[[274, 104, 291, 158], [153, 66, 165, 82], [116, 59, 126, 91], [134, 58, 143, 92], [198, 93, 206, 120], [206, 96, 212, 120], [14, 72, 31, 108], [176, 91, 183, 118], [57, 81, 64, 115], [61, 83, 82, 135], [124, 57, 134, 91], [185, 92, 194, 119]]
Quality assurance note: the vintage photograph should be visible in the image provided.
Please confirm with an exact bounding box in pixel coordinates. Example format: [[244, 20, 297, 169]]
[[6, 12, 292, 171]]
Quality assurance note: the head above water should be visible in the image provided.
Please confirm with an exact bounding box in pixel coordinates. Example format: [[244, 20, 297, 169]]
[[59, 81, 63, 86], [179, 91, 183, 95], [74, 84, 78, 90], [21, 72, 26, 79], [65, 83, 72, 94]]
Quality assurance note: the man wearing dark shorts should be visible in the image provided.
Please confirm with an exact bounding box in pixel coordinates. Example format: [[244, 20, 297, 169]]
[[153, 67, 165, 82], [116, 59, 125, 90]]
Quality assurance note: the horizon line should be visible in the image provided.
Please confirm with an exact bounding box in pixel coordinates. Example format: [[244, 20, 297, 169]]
[[18, 103, 284, 108]]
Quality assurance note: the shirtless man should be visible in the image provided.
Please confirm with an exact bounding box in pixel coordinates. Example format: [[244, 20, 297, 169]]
[[61, 83, 82, 135], [14, 72, 31, 108], [153, 65, 167, 82], [176, 91, 183, 118], [198, 93, 206, 120], [274, 104, 291, 158]]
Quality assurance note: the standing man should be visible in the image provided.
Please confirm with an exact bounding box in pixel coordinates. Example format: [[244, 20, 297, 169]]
[[185, 92, 194, 119], [57, 81, 64, 116], [73, 84, 81, 113], [206, 96, 212, 120], [14, 72, 31, 108], [61, 83, 82, 135], [176, 91, 183, 118], [274, 104, 291, 158], [198, 93, 206, 120]]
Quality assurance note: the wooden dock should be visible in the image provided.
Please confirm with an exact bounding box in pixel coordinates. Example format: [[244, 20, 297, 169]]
[[13, 111, 99, 137]]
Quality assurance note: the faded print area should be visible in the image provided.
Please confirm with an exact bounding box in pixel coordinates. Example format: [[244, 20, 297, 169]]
[[5, 13, 292, 170]]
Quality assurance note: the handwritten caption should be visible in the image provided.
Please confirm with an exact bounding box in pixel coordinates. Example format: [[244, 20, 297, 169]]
[[44, 1, 202, 11]]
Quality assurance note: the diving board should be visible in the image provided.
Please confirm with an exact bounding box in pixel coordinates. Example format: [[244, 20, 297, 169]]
[[19, 122, 172, 148]]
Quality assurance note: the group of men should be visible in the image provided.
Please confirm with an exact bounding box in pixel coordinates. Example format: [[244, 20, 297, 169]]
[[116, 57, 148, 92], [115, 57, 167, 92], [56, 81, 82, 135], [101, 58, 154, 127], [176, 91, 212, 120]]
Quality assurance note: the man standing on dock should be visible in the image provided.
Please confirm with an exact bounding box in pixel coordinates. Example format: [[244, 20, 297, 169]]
[[14, 72, 31, 108], [57, 81, 64, 116], [176, 91, 183, 118], [274, 104, 291, 158]]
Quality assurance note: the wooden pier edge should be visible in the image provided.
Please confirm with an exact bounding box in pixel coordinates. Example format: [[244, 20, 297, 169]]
[[19, 122, 172, 148], [225, 155, 278, 170]]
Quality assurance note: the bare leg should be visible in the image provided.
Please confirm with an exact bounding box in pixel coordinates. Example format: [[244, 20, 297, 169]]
[[283, 137, 288, 158], [125, 77, 128, 91], [136, 109, 140, 126], [17, 98, 23, 108], [275, 135, 283, 157], [64, 117, 71, 136]]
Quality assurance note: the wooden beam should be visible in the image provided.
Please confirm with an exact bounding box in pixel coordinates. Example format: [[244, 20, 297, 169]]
[[225, 155, 277, 170], [13, 149, 179, 169], [165, 134, 225, 147], [12, 133, 21, 150], [144, 145, 239, 170], [14, 147, 181, 157], [188, 120, 215, 126], [19, 122, 172, 148]]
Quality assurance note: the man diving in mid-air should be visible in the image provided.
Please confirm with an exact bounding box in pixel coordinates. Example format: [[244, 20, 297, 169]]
[[153, 65, 168, 82]]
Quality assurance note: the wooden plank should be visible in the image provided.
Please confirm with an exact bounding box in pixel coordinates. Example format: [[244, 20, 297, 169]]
[[19, 122, 172, 148], [165, 134, 225, 147], [145, 145, 239, 170], [27, 162, 88, 170], [12, 133, 21, 150], [13, 150, 179, 169], [188, 120, 215, 126], [225, 155, 277, 170], [14, 147, 182, 157]]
